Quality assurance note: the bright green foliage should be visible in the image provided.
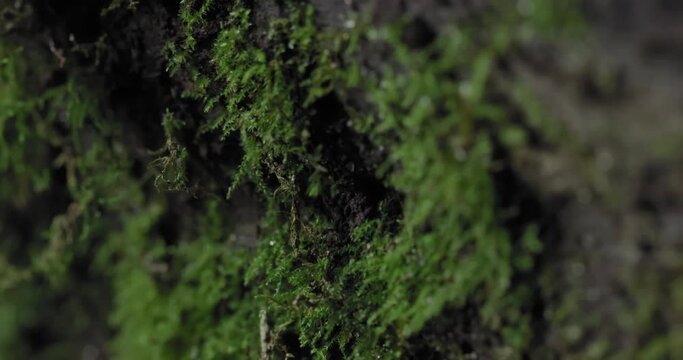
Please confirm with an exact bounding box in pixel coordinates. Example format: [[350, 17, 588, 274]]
[[171, 1, 337, 201], [101, 200, 259, 359], [360, 24, 517, 336]]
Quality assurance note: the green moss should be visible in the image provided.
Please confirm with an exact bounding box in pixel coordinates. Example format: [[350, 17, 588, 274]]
[[152, 110, 189, 191], [163, 2, 554, 357], [101, 200, 259, 359], [7, 0, 677, 359], [122, 0, 574, 357]]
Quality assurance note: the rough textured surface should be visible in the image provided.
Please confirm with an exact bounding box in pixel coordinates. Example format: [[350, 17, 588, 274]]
[[1, 0, 682, 359]]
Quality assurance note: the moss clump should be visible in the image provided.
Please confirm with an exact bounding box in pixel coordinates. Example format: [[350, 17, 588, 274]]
[[159, 1, 560, 357]]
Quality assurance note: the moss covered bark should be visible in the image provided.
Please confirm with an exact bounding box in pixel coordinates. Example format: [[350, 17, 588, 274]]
[[1, 0, 682, 359]]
